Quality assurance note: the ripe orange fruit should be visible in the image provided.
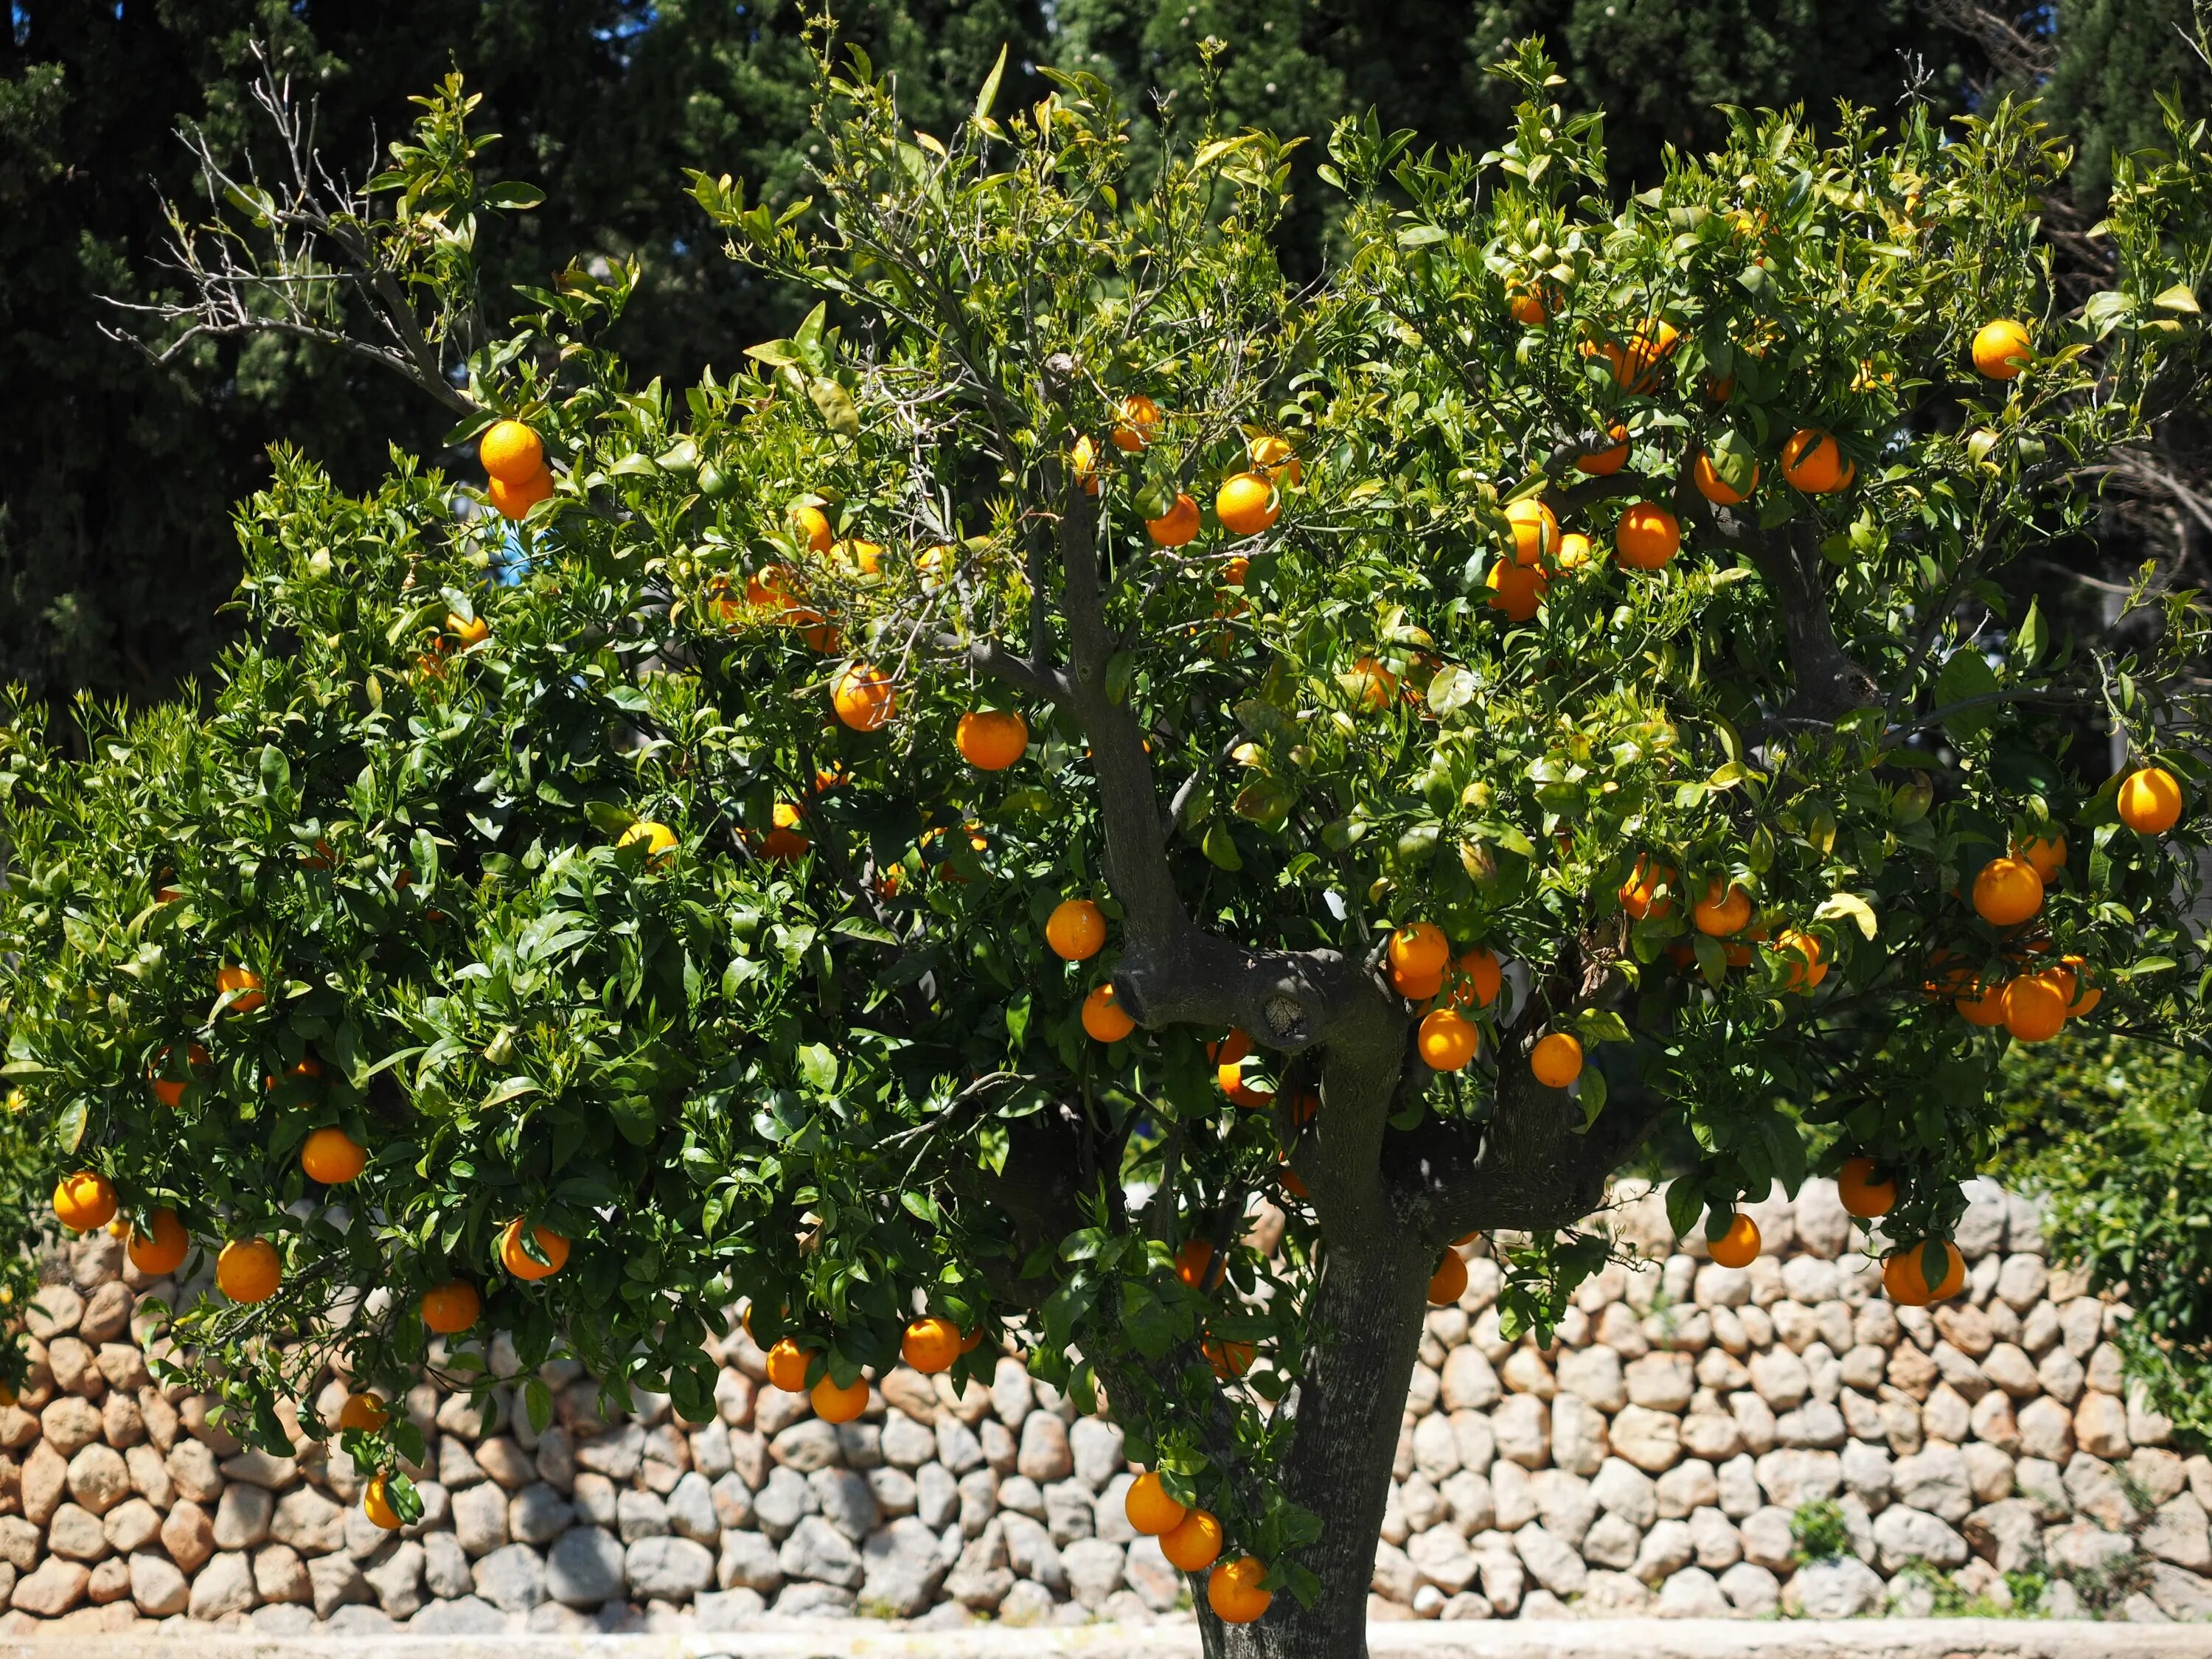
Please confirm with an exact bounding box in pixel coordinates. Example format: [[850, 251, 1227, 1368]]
[[1208, 1557, 1273, 1624], [1507, 285, 1552, 326], [337, 1392, 387, 1432], [217, 1237, 281, 1304], [1972, 319, 2032, 380], [487, 467, 554, 521], [300, 1127, 367, 1186], [447, 612, 490, 650], [501, 1219, 571, 1281], [1693, 881, 1752, 937], [479, 420, 544, 484], [956, 709, 1029, 771], [1161, 1508, 1225, 1571], [1209, 1029, 1253, 1066], [1146, 493, 1200, 547], [1046, 899, 1107, 961], [834, 539, 885, 578], [1781, 429, 1848, 493], [1972, 856, 2044, 927], [759, 802, 811, 862], [1575, 425, 1630, 476], [1601, 321, 1680, 393], [621, 820, 678, 863], [1070, 436, 1104, 495], [149, 1041, 210, 1108], [1614, 502, 1680, 570], [2060, 955, 2101, 1018], [420, 1280, 481, 1335], [813, 1373, 869, 1423], [832, 661, 897, 731], [1249, 434, 1302, 484], [766, 1338, 811, 1393], [1082, 983, 1136, 1043], [1836, 1156, 1896, 1219], [1203, 1338, 1255, 1380], [2014, 833, 2067, 883], [127, 1208, 190, 1276], [1391, 964, 1444, 1001], [1450, 950, 1503, 1009], [1884, 1240, 1965, 1306], [1555, 530, 1594, 571], [1124, 1472, 1187, 1536], [1692, 451, 1759, 507], [1176, 1240, 1216, 1290], [1348, 657, 1398, 710], [1956, 979, 2008, 1026], [1485, 560, 1547, 622], [2003, 973, 2069, 1043], [1776, 929, 1828, 991], [1112, 394, 1161, 452], [217, 964, 265, 1014], [53, 1171, 116, 1234], [1708, 1212, 1761, 1269], [901, 1317, 961, 1374], [1618, 856, 1675, 919], [1530, 1032, 1584, 1088], [1216, 473, 1279, 537], [1428, 1250, 1469, 1304], [792, 505, 835, 553], [1416, 1009, 1479, 1072], [1388, 922, 1450, 981], [1503, 498, 1558, 567], [364, 1475, 403, 1531], [2117, 766, 2183, 834]]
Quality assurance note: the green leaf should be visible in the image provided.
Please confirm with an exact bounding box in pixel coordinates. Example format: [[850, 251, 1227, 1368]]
[[583, 801, 637, 837], [2153, 283, 2201, 314], [1934, 649, 2002, 738], [1814, 893, 1878, 940], [2012, 598, 2047, 669], [55, 1099, 86, 1155], [1573, 1065, 1607, 1133], [797, 1045, 839, 1093], [524, 1379, 553, 1436], [973, 44, 1008, 125], [1202, 821, 1244, 871], [258, 744, 291, 797], [808, 377, 861, 438]]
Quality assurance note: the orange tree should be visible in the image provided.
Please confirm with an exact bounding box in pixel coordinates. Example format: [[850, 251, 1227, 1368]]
[[6, 35, 2212, 1657]]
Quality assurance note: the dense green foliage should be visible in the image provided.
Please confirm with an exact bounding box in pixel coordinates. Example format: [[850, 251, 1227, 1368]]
[[2043, 0, 2212, 201], [1993, 1032, 2212, 1450]]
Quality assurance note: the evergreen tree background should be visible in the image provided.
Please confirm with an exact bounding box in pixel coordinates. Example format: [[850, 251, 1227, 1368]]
[[4, 0, 2208, 707]]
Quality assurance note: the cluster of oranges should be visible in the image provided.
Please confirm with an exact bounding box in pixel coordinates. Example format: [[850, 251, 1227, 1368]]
[[479, 420, 554, 521], [1624, 860, 1828, 992], [1124, 1470, 1271, 1623], [753, 1312, 981, 1430]]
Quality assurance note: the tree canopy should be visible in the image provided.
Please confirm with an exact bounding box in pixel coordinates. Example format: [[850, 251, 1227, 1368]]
[[5, 29, 2212, 1659]]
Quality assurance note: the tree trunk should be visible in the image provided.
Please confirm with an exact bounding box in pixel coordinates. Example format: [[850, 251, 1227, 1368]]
[[1194, 1230, 1435, 1659]]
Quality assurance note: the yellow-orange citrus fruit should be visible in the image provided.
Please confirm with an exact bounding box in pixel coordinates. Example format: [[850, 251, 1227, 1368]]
[[2061, 955, 2101, 1018], [1391, 964, 1444, 1001], [1347, 657, 1397, 710], [1602, 320, 1680, 392], [1693, 451, 1759, 506], [1450, 950, 1503, 1009], [1836, 1157, 1896, 1219], [2003, 973, 2069, 1043], [217, 964, 265, 1014], [2014, 833, 2067, 883], [338, 1391, 387, 1432], [901, 1317, 961, 1375], [1781, 429, 1847, 493], [479, 420, 544, 484], [1124, 1472, 1187, 1537], [1146, 493, 1200, 547], [53, 1171, 116, 1234], [300, 1127, 367, 1185], [1972, 318, 2032, 380], [759, 802, 811, 863], [1614, 502, 1681, 570], [218, 1237, 281, 1304], [501, 1219, 571, 1281], [1161, 1508, 1225, 1572], [150, 1041, 210, 1109], [1884, 1240, 1965, 1306], [1249, 433, 1302, 484], [1972, 856, 2044, 927], [1693, 881, 1752, 937], [1576, 425, 1630, 476], [1777, 929, 1828, 991], [127, 1208, 191, 1276], [1208, 1557, 1273, 1624], [1203, 1337, 1255, 1380], [488, 467, 554, 521], [1428, 1250, 1469, 1304], [956, 709, 1029, 771], [1956, 980, 2008, 1026], [1046, 899, 1107, 961], [832, 662, 897, 732], [1416, 1009, 1479, 1072], [1503, 498, 1559, 568], [1216, 473, 1279, 537], [448, 611, 490, 650], [1555, 531, 1594, 571], [364, 1475, 403, 1531], [1389, 922, 1450, 981], [1708, 1212, 1761, 1269], [1177, 1239, 1216, 1290], [1618, 857, 1675, 919], [1112, 394, 1161, 452], [1507, 285, 1552, 326], [1082, 983, 1136, 1043], [1530, 1032, 1584, 1089], [621, 820, 679, 863], [1485, 560, 1547, 622], [2117, 766, 2183, 835], [1070, 436, 1103, 495], [420, 1280, 481, 1335], [812, 1373, 870, 1423], [792, 505, 835, 553], [766, 1338, 811, 1393]]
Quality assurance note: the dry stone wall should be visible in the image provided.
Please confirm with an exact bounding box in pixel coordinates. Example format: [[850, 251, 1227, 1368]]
[[0, 1178, 2207, 1635]]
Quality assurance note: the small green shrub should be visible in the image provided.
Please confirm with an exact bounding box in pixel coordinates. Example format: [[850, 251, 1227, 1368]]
[[1790, 1499, 1851, 1565]]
